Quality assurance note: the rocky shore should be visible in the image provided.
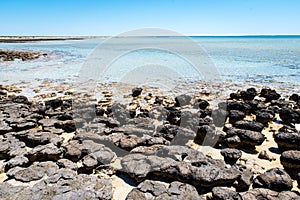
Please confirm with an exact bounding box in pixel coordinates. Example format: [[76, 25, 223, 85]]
[[0, 49, 47, 62], [0, 81, 299, 199]]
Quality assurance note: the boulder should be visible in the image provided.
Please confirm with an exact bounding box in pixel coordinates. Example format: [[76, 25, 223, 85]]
[[274, 132, 300, 151], [220, 148, 242, 164], [252, 168, 293, 192]]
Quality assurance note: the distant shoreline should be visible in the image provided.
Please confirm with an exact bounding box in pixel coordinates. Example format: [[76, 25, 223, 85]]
[[0, 36, 108, 43], [1, 35, 300, 43]]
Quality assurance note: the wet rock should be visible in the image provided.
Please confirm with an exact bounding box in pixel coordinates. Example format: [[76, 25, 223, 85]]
[[220, 148, 242, 164], [279, 108, 300, 124], [175, 94, 192, 107], [226, 128, 265, 147], [234, 120, 264, 132], [212, 187, 242, 200], [274, 132, 300, 151], [252, 168, 293, 192], [132, 87, 143, 97], [260, 88, 281, 102], [228, 110, 245, 124], [280, 150, 300, 172], [241, 188, 300, 200], [27, 143, 63, 162], [126, 180, 204, 200]]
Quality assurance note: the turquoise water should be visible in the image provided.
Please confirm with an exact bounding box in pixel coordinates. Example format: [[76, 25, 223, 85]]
[[1, 36, 300, 86]]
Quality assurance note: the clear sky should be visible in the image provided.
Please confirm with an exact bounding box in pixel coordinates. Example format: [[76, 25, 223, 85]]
[[1, 0, 300, 36]]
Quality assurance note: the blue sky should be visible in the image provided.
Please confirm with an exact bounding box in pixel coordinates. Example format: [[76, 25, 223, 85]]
[[1, 0, 299, 36]]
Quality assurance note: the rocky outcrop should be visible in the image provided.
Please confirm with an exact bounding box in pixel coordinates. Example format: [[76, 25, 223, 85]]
[[0, 49, 45, 62]]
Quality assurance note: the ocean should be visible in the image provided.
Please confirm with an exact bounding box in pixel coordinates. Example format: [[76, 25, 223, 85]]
[[1, 36, 300, 87]]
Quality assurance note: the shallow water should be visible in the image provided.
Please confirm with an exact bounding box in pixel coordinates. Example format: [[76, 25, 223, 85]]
[[1, 36, 300, 88]]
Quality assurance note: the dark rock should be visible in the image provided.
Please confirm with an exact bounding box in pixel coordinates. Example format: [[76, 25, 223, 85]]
[[61, 140, 84, 162], [212, 187, 242, 200], [13, 131, 63, 147], [274, 132, 300, 151], [45, 98, 63, 110], [166, 107, 181, 125], [194, 125, 221, 146], [11, 95, 30, 104], [194, 99, 209, 110], [240, 88, 257, 101], [230, 92, 241, 100], [227, 101, 251, 113], [95, 107, 105, 116], [155, 125, 195, 144], [226, 128, 265, 147], [253, 168, 293, 192], [241, 188, 300, 200], [234, 120, 264, 132], [279, 108, 300, 124], [290, 94, 300, 102], [228, 110, 245, 124], [260, 88, 281, 102], [132, 87, 143, 97], [27, 143, 63, 162], [280, 150, 300, 172], [255, 111, 274, 124], [220, 148, 242, 164], [225, 135, 241, 148], [99, 117, 120, 128], [121, 153, 241, 188], [236, 168, 253, 192], [258, 150, 275, 161]]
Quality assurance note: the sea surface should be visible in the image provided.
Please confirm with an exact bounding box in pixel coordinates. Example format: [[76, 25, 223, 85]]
[[1, 36, 300, 88]]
